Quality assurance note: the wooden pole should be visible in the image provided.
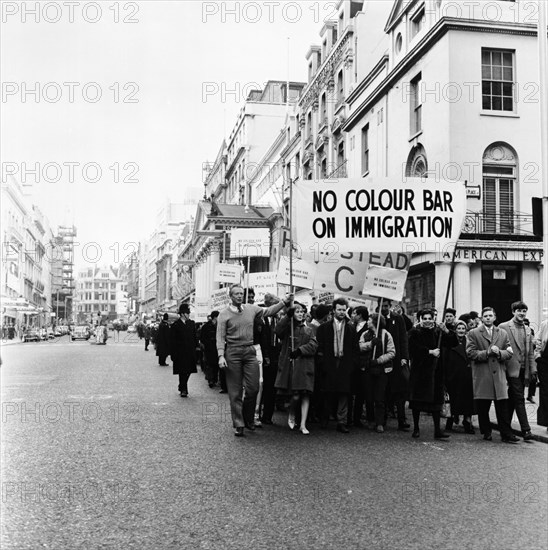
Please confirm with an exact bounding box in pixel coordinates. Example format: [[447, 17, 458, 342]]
[[372, 297, 383, 357], [289, 177, 295, 354]]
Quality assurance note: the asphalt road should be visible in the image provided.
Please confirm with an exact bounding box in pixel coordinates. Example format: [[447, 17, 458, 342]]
[[1, 334, 547, 550]]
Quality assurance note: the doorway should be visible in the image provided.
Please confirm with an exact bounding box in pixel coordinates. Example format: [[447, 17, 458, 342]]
[[481, 264, 521, 322]]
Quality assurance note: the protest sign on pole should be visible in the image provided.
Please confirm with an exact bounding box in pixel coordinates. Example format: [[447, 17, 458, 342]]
[[247, 272, 278, 303], [210, 288, 231, 311], [213, 263, 242, 284], [230, 228, 270, 258], [193, 298, 211, 322], [363, 265, 408, 302], [277, 255, 315, 289], [292, 177, 466, 253]]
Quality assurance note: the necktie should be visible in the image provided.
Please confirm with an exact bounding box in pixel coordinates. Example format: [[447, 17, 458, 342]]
[[237, 305, 242, 313]]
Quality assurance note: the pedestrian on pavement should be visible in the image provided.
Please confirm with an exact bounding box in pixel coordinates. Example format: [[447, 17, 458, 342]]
[[533, 319, 548, 430], [170, 303, 198, 397], [156, 313, 171, 366], [257, 296, 282, 425], [408, 309, 457, 440], [466, 307, 520, 443], [200, 311, 220, 387], [349, 306, 369, 428], [443, 320, 475, 434], [216, 284, 292, 436], [524, 319, 537, 403], [380, 301, 411, 431], [499, 301, 536, 441], [143, 323, 151, 351], [274, 303, 318, 435], [316, 297, 359, 434], [360, 313, 395, 433]]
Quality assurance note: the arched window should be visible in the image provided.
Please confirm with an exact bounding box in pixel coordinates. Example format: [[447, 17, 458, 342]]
[[406, 144, 428, 178], [482, 142, 517, 233]]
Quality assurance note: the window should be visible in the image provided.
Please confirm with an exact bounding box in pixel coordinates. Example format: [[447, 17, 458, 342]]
[[410, 6, 425, 39], [337, 70, 344, 103], [406, 144, 428, 178], [320, 158, 327, 179], [395, 33, 403, 54], [320, 93, 327, 125], [482, 49, 514, 111], [410, 73, 422, 135], [362, 124, 369, 175], [482, 143, 517, 233], [337, 141, 345, 167], [307, 112, 312, 139]]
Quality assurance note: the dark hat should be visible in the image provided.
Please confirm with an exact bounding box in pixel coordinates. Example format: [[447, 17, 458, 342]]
[[178, 303, 190, 315], [444, 308, 457, 316]]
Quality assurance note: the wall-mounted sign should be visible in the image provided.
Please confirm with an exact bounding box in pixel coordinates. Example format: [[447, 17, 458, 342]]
[[466, 185, 481, 198], [493, 270, 506, 280]]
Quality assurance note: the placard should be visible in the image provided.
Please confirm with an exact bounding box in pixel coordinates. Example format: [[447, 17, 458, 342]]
[[210, 288, 231, 310], [194, 298, 211, 322], [276, 256, 315, 289], [293, 177, 466, 252], [230, 228, 270, 257], [363, 265, 408, 301], [247, 272, 278, 304], [214, 263, 242, 283]]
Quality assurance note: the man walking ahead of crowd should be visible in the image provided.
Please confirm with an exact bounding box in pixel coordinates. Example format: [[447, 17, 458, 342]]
[[216, 284, 293, 437]]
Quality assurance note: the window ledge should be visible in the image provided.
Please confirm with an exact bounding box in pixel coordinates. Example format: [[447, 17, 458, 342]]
[[408, 130, 423, 142], [480, 111, 520, 119]]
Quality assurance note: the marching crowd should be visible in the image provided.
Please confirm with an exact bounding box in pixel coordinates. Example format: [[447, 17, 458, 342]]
[[143, 284, 548, 441]]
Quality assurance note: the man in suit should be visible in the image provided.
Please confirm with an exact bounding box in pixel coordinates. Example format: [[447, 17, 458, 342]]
[[156, 313, 171, 366], [316, 298, 359, 433], [499, 301, 537, 440], [350, 306, 369, 428], [170, 303, 198, 397], [466, 307, 519, 443]]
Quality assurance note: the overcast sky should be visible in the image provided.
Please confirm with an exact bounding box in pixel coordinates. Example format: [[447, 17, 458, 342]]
[[2, 0, 327, 268]]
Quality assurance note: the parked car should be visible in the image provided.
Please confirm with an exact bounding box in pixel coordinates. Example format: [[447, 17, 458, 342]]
[[46, 327, 55, 339], [71, 325, 90, 341], [38, 328, 48, 341], [22, 329, 40, 343]]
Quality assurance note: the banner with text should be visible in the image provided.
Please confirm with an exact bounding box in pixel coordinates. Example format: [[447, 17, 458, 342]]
[[214, 263, 242, 283], [230, 228, 270, 258], [247, 272, 278, 304], [193, 298, 211, 322], [292, 177, 466, 252], [210, 288, 231, 311], [363, 265, 408, 301]]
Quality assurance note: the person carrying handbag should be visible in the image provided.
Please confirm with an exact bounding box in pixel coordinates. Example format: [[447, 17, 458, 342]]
[[359, 313, 395, 433]]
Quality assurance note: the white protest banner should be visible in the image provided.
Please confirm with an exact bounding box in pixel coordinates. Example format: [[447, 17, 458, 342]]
[[194, 298, 211, 322], [292, 177, 466, 253], [230, 228, 270, 258], [210, 288, 231, 310], [247, 272, 277, 303], [363, 265, 408, 301], [277, 255, 315, 289], [214, 263, 242, 283], [306, 250, 411, 301]]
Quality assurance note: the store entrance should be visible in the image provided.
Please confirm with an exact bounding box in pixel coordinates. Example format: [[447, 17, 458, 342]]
[[481, 264, 521, 322]]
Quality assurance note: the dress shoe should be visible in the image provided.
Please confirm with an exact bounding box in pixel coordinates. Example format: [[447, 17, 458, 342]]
[[336, 423, 350, 433], [526, 397, 536, 404], [522, 431, 534, 441], [288, 414, 296, 430], [412, 429, 420, 438], [434, 431, 451, 440], [180, 391, 188, 398], [501, 434, 520, 443], [483, 433, 493, 441], [234, 427, 245, 437], [219, 389, 228, 394], [375, 425, 384, 433], [244, 422, 256, 431], [399, 421, 411, 429]]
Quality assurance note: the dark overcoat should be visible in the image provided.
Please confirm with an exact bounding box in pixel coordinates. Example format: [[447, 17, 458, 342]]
[[408, 326, 457, 409], [275, 315, 318, 393], [316, 319, 359, 393], [155, 320, 170, 358], [385, 313, 410, 396], [170, 318, 198, 375], [444, 336, 474, 416]]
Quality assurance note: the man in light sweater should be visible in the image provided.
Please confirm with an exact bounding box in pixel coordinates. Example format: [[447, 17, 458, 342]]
[[217, 284, 292, 436]]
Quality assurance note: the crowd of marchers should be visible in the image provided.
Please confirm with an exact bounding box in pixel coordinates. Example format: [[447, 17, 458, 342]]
[[143, 286, 548, 441]]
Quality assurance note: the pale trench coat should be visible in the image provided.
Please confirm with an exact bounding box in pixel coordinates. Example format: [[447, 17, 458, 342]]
[[466, 325, 513, 400]]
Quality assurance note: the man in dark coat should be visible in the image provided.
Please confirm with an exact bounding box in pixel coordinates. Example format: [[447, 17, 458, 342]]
[[156, 313, 171, 366], [200, 311, 220, 388], [143, 323, 151, 351], [349, 306, 369, 428], [316, 297, 359, 433], [170, 303, 198, 397], [380, 301, 411, 431]]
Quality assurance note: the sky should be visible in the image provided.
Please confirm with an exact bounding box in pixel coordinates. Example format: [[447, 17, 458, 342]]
[[1, 0, 329, 268]]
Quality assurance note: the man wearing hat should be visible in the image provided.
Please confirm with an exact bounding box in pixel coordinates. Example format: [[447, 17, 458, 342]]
[[170, 303, 198, 397], [217, 284, 293, 436]]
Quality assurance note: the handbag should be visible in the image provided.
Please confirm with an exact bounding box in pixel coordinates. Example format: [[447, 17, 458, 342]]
[[441, 391, 451, 418]]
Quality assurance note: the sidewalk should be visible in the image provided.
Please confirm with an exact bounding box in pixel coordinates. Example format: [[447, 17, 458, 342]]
[[489, 399, 548, 443], [0, 339, 23, 347]]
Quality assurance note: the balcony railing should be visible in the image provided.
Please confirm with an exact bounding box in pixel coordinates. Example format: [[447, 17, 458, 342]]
[[460, 211, 540, 241], [327, 160, 347, 179]]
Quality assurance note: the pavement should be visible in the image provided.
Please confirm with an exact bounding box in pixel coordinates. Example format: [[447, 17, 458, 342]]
[[1, 335, 548, 550]]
